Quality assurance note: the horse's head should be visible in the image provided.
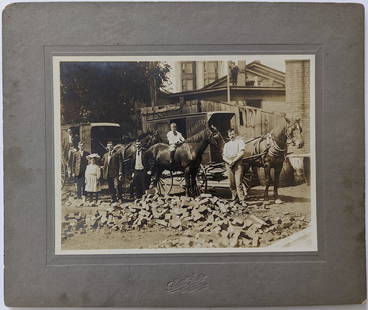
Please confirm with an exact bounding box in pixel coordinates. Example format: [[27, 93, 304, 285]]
[[111, 144, 124, 156], [208, 125, 225, 149], [284, 115, 304, 149], [140, 130, 162, 148], [151, 130, 162, 145]]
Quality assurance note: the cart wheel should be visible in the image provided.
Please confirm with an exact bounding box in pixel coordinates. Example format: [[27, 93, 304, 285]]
[[195, 164, 208, 195], [172, 171, 186, 193], [157, 170, 173, 195]]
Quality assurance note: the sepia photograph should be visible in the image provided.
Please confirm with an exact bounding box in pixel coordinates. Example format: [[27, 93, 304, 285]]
[[54, 55, 316, 254]]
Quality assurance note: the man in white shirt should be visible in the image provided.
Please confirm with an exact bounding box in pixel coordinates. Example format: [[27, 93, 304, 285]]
[[132, 140, 146, 199], [222, 128, 246, 202], [166, 122, 185, 164]]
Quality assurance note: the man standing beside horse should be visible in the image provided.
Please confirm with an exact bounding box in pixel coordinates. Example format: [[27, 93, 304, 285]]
[[102, 141, 123, 203], [130, 139, 149, 199], [223, 128, 246, 204], [72, 141, 90, 201]]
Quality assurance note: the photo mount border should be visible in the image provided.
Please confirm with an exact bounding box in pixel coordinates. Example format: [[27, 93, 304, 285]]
[[44, 44, 324, 266], [4, 3, 364, 306]]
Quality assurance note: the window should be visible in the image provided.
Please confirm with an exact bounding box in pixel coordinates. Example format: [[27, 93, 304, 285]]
[[181, 62, 196, 91], [204, 61, 218, 85]]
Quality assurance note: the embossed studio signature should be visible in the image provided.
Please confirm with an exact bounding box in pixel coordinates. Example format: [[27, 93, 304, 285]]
[[167, 273, 209, 294]]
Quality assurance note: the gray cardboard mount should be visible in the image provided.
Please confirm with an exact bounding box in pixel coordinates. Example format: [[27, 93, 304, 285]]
[[3, 2, 365, 307]]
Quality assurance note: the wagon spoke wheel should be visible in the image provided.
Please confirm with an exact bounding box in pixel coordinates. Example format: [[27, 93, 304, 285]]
[[172, 171, 186, 193], [194, 164, 208, 196], [157, 170, 173, 195]]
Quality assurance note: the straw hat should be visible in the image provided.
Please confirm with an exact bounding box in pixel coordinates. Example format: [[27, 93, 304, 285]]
[[87, 153, 100, 160]]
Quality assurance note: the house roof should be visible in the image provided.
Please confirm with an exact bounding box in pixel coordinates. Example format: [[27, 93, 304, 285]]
[[246, 60, 285, 84], [165, 86, 285, 100], [160, 61, 285, 99], [202, 61, 285, 91]]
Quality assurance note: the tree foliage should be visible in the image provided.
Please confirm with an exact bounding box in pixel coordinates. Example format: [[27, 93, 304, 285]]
[[60, 61, 171, 133]]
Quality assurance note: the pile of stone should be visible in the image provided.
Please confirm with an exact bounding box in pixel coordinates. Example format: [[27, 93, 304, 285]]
[[62, 193, 309, 247], [62, 211, 87, 240]]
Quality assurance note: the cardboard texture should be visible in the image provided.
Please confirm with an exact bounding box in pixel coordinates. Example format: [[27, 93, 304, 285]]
[[3, 2, 365, 307]]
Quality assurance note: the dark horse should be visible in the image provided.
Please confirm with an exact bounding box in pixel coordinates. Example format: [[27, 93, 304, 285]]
[[145, 125, 224, 197], [243, 115, 304, 204], [112, 130, 162, 162]]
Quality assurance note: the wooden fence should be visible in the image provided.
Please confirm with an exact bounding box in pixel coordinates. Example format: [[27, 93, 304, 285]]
[[140, 99, 285, 139]]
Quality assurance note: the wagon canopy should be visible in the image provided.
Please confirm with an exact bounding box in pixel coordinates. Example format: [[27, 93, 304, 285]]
[[207, 111, 235, 132]]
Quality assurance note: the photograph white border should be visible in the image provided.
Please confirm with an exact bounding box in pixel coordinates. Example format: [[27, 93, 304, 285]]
[[53, 54, 317, 255]]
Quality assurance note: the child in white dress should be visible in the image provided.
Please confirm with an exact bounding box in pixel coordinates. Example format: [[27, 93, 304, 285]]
[[85, 154, 101, 203]]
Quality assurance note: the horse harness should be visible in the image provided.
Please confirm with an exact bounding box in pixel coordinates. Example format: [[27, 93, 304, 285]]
[[252, 132, 287, 164]]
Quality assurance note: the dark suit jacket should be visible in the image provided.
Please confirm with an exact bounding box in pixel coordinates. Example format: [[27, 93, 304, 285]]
[[73, 150, 90, 177], [102, 152, 122, 179], [62, 134, 79, 150], [61, 134, 79, 161]]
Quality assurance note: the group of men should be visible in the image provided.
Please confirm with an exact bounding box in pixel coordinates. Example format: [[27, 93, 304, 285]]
[[65, 139, 123, 202], [63, 123, 247, 205]]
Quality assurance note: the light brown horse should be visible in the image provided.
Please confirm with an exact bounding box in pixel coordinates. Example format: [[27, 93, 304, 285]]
[[243, 115, 304, 203], [145, 125, 224, 197]]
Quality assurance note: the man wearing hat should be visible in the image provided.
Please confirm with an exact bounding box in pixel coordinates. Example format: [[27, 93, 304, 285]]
[[131, 139, 148, 199], [72, 141, 90, 200], [62, 127, 79, 177], [102, 141, 123, 203]]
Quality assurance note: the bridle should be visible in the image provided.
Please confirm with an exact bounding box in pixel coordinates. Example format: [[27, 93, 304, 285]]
[[284, 121, 302, 145], [208, 127, 223, 148]]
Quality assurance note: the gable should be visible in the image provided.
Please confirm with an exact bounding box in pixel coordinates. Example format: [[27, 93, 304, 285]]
[[246, 70, 285, 87], [200, 61, 285, 90]]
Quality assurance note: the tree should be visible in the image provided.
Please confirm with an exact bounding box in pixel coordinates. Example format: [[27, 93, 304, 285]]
[[60, 61, 171, 134]]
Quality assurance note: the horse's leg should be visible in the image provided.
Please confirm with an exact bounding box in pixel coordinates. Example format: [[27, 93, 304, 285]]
[[191, 166, 199, 197], [150, 166, 160, 193], [274, 164, 283, 204], [263, 164, 272, 203], [184, 167, 191, 197]]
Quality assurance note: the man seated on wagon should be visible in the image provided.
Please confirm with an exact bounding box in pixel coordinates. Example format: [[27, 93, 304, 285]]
[[222, 128, 246, 204], [166, 122, 185, 165]]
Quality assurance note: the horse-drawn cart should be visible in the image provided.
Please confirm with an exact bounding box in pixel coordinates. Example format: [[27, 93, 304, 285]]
[[150, 114, 304, 201], [142, 111, 236, 196], [155, 154, 260, 196]]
